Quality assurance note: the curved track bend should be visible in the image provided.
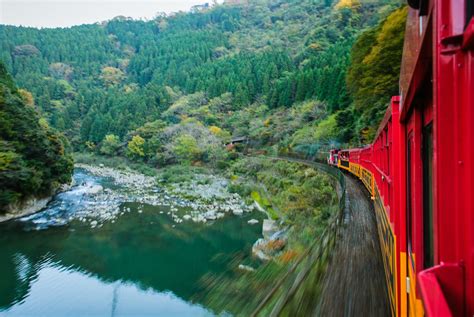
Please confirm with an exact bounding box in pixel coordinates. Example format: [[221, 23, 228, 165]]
[[317, 172, 390, 316]]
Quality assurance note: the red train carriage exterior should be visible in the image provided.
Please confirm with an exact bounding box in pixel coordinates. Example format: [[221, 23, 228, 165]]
[[327, 149, 340, 165], [330, 0, 474, 315]]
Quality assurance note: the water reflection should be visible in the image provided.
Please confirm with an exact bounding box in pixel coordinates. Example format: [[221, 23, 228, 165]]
[[3, 258, 212, 316], [0, 170, 263, 316]]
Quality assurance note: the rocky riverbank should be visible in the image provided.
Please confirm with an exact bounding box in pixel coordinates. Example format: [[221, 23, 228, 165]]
[[71, 164, 257, 227], [251, 219, 288, 261], [76, 164, 293, 264], [77, 164, 292, 260], [11, 163, 286, 265], [0, 197, 52, 223], [0, 183, 72, 223]]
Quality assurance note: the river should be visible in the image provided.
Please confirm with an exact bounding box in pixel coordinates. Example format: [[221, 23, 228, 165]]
[[0, 168, 264, 316]]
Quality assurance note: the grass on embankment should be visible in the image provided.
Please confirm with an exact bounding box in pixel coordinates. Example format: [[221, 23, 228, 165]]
[[227, 156, 338, 247], [196, 156, 339, 315]]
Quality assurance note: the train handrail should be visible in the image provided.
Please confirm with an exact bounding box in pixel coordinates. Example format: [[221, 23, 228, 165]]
[[361, 159, 392, 184], [371, 162, 392, 184]]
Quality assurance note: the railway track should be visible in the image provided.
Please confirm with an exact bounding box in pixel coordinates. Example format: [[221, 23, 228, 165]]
[[258, 156, 389, 316], [317, 173, 390, 316]]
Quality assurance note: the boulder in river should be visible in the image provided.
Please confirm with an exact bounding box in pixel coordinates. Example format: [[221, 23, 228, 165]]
[[238, 264, 255, 272], [204, 211, 217, 220], [252, 240, 272, 261], [248, 219, 259, 225], [252, 230, 287, 260], [262, 219, 278, 239], [85, 185, 103, 195], [232, 208, 243, 216]]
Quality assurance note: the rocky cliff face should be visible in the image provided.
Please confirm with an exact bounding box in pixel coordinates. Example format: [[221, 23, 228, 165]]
[[0, 183, 72, 223], [0, 197, 52, 223]]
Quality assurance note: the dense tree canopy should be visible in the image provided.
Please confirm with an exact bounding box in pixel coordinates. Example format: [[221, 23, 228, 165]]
[[0, 63, 73, 211], [0, 0, 403, 164]]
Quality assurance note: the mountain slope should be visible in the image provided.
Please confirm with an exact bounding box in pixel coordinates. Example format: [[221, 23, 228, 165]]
[[0, 0, 401, 159]]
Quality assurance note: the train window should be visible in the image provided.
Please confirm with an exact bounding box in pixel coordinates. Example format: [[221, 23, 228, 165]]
[[406, 135, 414, 268], [407, 0, 428, 15], [467, 0, 474, 28], [423, 124, 434, 268], [386, 129, 390, 174]]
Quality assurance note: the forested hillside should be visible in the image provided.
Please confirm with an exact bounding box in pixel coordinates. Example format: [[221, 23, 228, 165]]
[[345, 5, 407, 141], [0, 62, 73, 212], [0, 0, 405, 163]]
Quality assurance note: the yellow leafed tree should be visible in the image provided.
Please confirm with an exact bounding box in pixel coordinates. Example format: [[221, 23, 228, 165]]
[[100, 66, 125, 86], [127, 135, 145, 158], [18, 89, 34, 107], [335, 0, 361, 9]]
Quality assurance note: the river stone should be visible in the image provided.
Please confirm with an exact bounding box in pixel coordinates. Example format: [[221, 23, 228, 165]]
[[252, 240, 272, 261], [193, 215, 205, 223], [262, 219, 278, 239], [204, 211, 217, 220], [85, 185, 103, 195], [248, 219, 259, 225], [238, 264, 255, 272], [183, 215, 192, 220]]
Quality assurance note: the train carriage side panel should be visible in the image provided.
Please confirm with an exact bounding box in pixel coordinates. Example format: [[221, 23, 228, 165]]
[[419, 1, 474, 314], [370, 100, 399, 317], [390, 97, 405, 317], [398, 0, 436, 314]]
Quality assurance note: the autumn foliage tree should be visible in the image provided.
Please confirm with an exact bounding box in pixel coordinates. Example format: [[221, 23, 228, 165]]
[[172, 134, 201, 163], [100, 134, 121, 156], [346, 6, 407, 142], [127, 135, 145, 158], [100, 66, 125, 87]]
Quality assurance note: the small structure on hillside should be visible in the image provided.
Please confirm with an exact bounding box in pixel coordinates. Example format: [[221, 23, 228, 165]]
[[224, 0, 249, 5], [191, 3, 210, 12], [225, 136, 248, 147]]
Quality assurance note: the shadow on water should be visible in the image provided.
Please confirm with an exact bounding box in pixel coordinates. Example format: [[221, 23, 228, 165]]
[[0, 170, 264, 316]]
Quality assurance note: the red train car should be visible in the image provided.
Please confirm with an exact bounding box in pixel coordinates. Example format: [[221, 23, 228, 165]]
[[327, 149, 340, 166], [331, 0, 474, 315]]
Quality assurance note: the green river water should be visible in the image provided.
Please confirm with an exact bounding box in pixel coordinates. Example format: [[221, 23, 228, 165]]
[[0, 169, 264, 316]]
